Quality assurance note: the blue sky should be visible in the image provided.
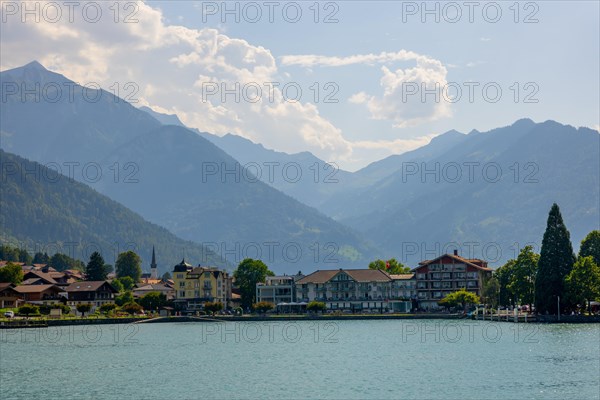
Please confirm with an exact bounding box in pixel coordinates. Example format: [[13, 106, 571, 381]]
[[1, 1, 598, 170]]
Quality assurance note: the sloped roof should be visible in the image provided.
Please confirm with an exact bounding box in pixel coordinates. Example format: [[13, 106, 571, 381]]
[[0, 282, 16, 291], [296, 269, 393, 284], [415, 254, 492, 271], [14, 284, 63, 293], [345, 269, 392, 282], [295, 270, 339, 284], [23, 270, 58, 284], [65, 281, 118, 293], [389, 274, 415, 280]]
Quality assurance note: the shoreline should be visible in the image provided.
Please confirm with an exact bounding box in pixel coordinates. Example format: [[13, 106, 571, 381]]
[[2, 313, 599, 329]]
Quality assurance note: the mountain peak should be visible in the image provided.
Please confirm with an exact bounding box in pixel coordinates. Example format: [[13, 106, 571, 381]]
[[23, 60, 47, 71], [511, 118, 535, 128]]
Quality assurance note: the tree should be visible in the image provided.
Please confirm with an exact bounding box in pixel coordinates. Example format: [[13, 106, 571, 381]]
[[368, 258, 411, 274], [252, 301, 274, 314], [18, 304, 39, 318], [32, 252, 50, 264], [115, 291, 134, 306], [535, 203, 576, 314], [579, 230, 600, 266], [104, 264, 114, 275], [18, 248, 32, 264], [49, 252, 85, 272], [86, 251, 108, 281], [566, 256, 600, 314], [0, 245, 19, 262], [439, 289, 480, 311], [138, 292, 167, 311], [111, 279, 124, 293], [307, 301, 327, 313], [481, 276, 500, 308], [204, 301, 224, 315], [99, 303, 118, 314], [495, 260, 516, 307], [233, 258, 274, 309], [115, 276, 135, 291], [161, 272, 172, 281], [122, 302, 143, 315], [507, 246, 539, 307], [0, 262, 24, 284], [76, 303, 92, 317], [116, 251, 142, 282]]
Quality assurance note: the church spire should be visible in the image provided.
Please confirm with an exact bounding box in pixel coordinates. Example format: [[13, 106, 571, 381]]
[[150, 246, 158, 279]]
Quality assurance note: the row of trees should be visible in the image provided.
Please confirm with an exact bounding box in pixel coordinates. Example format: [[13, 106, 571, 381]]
[[86, 250, 142, 282], [0, 244, 85, 272], [481, 204, 600, 314]]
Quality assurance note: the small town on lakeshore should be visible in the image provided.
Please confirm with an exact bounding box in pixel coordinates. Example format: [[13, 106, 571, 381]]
[[2, 203, 599, 327]]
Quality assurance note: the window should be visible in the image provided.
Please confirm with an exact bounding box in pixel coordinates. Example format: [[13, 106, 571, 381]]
[[179, 290, 185, 297], [417, 273, 425, 280], [179, 282, 185, 288]]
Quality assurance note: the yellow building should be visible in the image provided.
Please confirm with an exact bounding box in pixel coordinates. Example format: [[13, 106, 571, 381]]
[[172, 259, 232, 311]]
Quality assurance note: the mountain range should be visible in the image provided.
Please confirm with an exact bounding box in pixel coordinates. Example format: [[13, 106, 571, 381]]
[[1, 61, 598, 271], [0, 61, 378, 273], [0, 150, 229, 274]]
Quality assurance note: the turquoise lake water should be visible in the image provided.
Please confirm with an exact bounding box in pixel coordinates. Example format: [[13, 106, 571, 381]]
[[1, 320, 598, 399]]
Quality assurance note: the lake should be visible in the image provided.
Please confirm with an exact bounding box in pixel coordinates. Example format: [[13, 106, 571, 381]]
[[1, 320, 598, 399]]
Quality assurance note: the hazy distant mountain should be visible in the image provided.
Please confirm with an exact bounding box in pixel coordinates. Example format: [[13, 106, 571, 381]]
[[139, 106, 186, 127], [328, 119, 599, 265], [0, 149, 229, 273], [139, 105, 354, 209], [0, 62, 378, 273], [1, 61, 161, 165], [2, 61, 597, 270]]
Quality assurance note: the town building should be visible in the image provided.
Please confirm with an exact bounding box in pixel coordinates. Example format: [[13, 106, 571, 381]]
[[133, 283, 175, 300], [14, 284, 65, 304], [0, 282, 23, 308], [256, 273, 304, 305], [172, 259, 232, 310], [64, 281, 119, 309], [412, 250, 492, 309], [295, 269, 413, 313]]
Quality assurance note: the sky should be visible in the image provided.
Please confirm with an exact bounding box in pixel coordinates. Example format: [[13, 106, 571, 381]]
[[1, 0, 599, 171]]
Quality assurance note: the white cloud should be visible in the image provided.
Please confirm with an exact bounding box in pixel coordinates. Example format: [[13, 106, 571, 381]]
[[0, 1, 443, 169], [280, 50, 440, 68], [283, 50, 452, 128]]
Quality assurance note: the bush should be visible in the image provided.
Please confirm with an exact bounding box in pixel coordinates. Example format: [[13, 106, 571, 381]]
[[204, 302, 224, 315], [99, 303, 118, 314], [307, 301, 327, 313], [122, 302, 143, 315], [252, 301, 274, 314], [115, 291, 134, 306], [18, 304, 40, 317], [76, 303, 92, 317]]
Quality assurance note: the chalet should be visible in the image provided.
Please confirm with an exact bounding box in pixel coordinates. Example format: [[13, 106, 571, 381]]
[[412, 250, 492, 309], [0, 282, 23, 308], [295, 268, 413, 313], [14, 284, 65, 304], [65, 281, 119, 308]]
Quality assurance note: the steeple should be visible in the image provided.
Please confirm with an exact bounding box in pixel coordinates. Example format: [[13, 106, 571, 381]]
[[150, 246, 158, 279]]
